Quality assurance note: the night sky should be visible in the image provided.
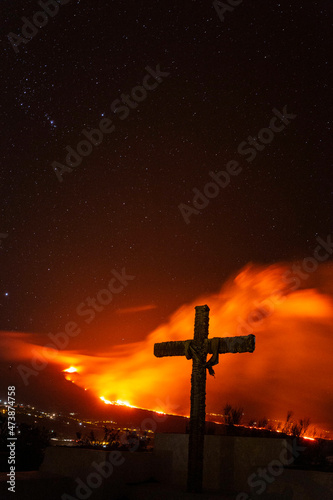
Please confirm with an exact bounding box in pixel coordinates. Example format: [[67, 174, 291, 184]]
[[1, 1, 332, 364]]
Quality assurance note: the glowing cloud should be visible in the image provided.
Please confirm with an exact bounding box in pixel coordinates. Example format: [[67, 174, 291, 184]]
[[116, 304, 157, 314], [1, 262, 332, 436]]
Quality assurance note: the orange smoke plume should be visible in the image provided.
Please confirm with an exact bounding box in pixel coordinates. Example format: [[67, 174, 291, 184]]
[[1, 262, 333, 436]]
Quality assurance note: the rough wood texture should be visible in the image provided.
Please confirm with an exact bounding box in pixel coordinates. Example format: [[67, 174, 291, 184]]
[[153, 334, 255, 357], [212, 334, 255, 354], [153, 341, 186, 357], [187, 305, 209, 493]]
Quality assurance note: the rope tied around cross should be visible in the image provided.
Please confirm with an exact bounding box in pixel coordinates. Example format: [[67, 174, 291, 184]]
[[184, 337, 220, 376]]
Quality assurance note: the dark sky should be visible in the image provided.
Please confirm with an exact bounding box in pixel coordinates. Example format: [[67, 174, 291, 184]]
[[1, 0, 332, 351]]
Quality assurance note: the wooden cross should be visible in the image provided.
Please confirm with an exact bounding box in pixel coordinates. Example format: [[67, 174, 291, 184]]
[[154, 304, 255, 493]]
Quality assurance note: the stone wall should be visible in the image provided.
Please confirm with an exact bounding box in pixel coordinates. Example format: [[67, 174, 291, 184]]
[[2, 437, 332, 499], [153, 433, 333, 499], [154, 434, 289, 491]]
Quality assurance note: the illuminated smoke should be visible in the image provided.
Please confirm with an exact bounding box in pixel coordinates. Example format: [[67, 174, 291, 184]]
[[1, 262, 332, 435]]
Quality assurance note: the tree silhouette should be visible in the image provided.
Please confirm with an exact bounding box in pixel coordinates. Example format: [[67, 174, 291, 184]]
[[103, 426, 121, 448], [291, 417, 311, 437], [223, 403, 243, 434], [258, 417, 268, 429], [282, 410, 294, 434]]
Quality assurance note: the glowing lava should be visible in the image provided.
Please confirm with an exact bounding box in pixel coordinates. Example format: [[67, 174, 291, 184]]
[[63, 366, 78, 373], [100, 396, 136, 408], [100, 396, 168, 415]]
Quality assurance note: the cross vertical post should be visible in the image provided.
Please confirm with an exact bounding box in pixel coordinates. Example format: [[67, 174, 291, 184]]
[[187, 304, 210, 492]]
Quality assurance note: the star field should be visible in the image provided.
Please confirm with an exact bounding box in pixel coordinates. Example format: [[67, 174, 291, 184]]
[[0, 0, 332, 347]]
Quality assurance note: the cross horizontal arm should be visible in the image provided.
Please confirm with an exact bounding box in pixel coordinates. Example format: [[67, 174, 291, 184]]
[[213, 334, 255, 354], [154, 341, 185, 357], [154, 334, 255, 358]]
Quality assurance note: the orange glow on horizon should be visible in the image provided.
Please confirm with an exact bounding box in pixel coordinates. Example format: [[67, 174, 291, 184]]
[[1, 262, 332, 438]]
